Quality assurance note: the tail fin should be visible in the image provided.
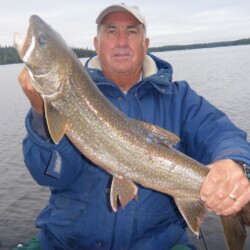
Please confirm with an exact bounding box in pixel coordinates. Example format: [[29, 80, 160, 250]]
[[240, 201, 250, 226], [221, 202, 250, 250]]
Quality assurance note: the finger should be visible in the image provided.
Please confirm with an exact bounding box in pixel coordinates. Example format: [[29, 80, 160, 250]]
[[18, 68, 29, 87], [18, 67, 44, 113], [18, 68, 35, 95], [201, 160, 245, 203], [205, 173, 249, 213], [219, 195, 247, 216], [203, 185, 231, 210], [203, 170, 245, 210], [200, 168, 229, 201], [206, 182, 240, 213], [217, 180, 250, 216]]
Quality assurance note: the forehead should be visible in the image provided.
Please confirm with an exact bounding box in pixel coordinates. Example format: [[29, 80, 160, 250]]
[[100, 11, 141, 26]]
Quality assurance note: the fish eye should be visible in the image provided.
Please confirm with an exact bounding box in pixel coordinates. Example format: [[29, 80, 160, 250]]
[[37, 34, 47, 45]]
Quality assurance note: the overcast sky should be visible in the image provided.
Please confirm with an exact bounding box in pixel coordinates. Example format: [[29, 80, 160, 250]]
[[1, 0, 250, 49]]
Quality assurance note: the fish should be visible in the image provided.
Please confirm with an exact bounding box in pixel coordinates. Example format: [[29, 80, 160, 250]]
[[14, 15, 250, 250]]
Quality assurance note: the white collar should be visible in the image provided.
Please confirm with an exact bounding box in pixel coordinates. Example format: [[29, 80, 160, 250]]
[[87, 54, 158, 78]]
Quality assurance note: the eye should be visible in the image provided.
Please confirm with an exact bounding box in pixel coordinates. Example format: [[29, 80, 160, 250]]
[[127, 26, 140, 36], [106, 28, 118, 36], [37, 34, 47, 45]]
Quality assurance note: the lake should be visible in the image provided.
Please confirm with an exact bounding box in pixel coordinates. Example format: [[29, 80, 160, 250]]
[[0, 45, 250, 249]]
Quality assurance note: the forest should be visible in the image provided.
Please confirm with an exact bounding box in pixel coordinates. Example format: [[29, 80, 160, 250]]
[[0, 38, 250, 65], [148, 38, 250, 52], [0, 46, 95, 65]]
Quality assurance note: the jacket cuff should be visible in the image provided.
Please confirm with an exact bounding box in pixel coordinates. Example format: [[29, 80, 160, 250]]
[[234, 161, 250, 180], [25, 109, 61, 179], [26, 109, 51, 145], [31, 108, 50, 140]]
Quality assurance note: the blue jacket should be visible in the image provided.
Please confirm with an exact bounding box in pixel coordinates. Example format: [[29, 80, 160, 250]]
[[23, 54, 250, 250]]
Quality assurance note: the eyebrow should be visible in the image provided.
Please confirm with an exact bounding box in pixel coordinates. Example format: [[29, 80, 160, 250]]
[[101, 23, 143, 29]]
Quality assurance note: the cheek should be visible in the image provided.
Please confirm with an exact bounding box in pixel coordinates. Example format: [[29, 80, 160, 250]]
[[97, 44, 112, 60], [132, 40, 147, 53], [97, 46, 112, 66], [133, 43, 147, 60]]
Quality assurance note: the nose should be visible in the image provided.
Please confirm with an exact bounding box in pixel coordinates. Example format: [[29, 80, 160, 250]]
[[116, 30, 128, 46]]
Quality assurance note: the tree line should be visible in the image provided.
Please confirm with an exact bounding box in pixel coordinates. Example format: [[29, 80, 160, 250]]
[[148, 38, 250, 53], [0, 46, 22, 64], [0, 46, 95, 65], [1, 38, 250, 65]]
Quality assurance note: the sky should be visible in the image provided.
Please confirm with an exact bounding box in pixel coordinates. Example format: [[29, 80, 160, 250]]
[[1, 0, 250, 49]]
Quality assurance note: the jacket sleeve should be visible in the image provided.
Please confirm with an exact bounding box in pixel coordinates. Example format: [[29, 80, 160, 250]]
[[180, 81, 250, 165], [23, 109, 86, 188]]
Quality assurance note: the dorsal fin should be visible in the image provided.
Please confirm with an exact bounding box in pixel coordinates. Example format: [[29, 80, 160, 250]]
[[132, 120, 180, 147]]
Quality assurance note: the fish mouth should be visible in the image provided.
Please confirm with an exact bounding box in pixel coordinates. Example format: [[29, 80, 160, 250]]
[[13, 33, 26, 54], [13, 18, 34, 62]]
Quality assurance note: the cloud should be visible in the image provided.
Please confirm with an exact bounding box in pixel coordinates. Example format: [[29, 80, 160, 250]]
[[0, 0, 250, 48]]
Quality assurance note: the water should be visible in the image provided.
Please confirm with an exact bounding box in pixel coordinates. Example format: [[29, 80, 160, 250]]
[[0, 45, 250, 249], [0, 64, 49, 249], [154, 46, 250, 137]]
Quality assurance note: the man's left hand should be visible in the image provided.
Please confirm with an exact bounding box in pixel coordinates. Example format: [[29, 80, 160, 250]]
[[200, 159, 250, 216]]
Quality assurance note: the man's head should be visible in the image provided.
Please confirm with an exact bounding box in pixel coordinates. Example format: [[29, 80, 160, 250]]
[[96, 3, 147, 34], [94, 3, 150, 90]]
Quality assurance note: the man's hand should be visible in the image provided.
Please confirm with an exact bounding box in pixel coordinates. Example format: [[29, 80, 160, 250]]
[[200, 159, 250, 216], [18, 67, 44, 114]]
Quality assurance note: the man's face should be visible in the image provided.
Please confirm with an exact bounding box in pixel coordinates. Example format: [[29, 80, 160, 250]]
[[94, 11, 149, 78]]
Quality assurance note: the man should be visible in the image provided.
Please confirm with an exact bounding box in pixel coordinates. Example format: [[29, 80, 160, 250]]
[[17, 3, 250, 250]]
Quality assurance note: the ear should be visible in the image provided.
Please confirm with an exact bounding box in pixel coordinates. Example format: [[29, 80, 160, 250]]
[[144, 38, 150, 53], [94, 36, 99, 54]]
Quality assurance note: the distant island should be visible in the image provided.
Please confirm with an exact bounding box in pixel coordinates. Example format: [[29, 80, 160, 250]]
[[0, 38, 249, 65], [148, 38, 250, 53]]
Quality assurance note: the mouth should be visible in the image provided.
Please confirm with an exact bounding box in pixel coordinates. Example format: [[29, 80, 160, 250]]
[[113, 53, 131, 60], [114, 48, 130, 55], [13, 33, 26, 53], [112, 48, 132, 60], [13, 19, 34, 62], [115, 53, 129, 56]]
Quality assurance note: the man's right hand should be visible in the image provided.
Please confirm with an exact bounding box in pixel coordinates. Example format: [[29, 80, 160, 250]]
[[18, 67, 44, 114]]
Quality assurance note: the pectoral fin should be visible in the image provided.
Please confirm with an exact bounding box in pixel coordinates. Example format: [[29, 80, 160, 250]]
[[175, 197, 205, 235], [110, 177, 138, 212], [44, 100, 68, 144]]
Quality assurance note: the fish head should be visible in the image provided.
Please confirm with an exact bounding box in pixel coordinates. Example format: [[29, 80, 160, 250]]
[[14, 15, 70, 97]]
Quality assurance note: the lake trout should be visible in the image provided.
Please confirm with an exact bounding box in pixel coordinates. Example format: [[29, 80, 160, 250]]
[[14, 15, 250, 250]]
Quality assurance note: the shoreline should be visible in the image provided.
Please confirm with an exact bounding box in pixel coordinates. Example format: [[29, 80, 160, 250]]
[[1, 38, 250, 65]]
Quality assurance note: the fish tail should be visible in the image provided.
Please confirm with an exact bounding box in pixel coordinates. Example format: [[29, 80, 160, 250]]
[[220, 202, 250, 250]]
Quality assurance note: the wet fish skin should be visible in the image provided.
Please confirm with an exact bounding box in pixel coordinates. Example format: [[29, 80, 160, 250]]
[[14, 15, 249, 250]]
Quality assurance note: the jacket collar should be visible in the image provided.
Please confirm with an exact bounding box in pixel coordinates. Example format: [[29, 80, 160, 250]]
[[87, 54, 158, 78], [85, 53, 173, 94]]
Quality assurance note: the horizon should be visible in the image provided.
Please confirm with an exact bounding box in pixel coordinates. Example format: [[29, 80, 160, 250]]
[[1, 37, 249, 50]]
